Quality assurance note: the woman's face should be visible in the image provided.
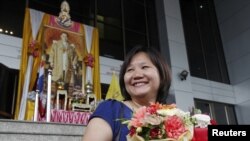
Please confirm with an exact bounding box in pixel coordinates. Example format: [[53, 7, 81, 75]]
[[124, 52, 160, 100]]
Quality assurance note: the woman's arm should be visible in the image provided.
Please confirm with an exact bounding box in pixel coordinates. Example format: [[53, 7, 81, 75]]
[[82, 117, 113, 141]]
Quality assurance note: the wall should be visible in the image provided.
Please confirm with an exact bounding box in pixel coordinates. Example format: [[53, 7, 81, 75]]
[[100, 56, 123, 84], [0, 34, 22, 69], [214, 0, 250, 124], [191, 77, 235, 104]]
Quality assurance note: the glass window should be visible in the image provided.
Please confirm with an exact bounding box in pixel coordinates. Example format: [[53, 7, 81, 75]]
[[213, 103, 228, 124], [180, 0, 230, 84], [188, 50, 207, 78], [194, 100, 212, 116], [124, 0, 146, 34], [195, 99, 238, 125], [98, 23, 123, 59], [227, 105, 238, 124], [146, 0, 159, 49], [97, 0, 122, 27], [125, 30, 147, 54], [97, 0, 123, 60]]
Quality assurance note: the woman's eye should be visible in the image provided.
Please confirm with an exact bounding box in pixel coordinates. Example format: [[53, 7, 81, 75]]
[[126, 68, 133, 72], [142, 66, 149, 69]]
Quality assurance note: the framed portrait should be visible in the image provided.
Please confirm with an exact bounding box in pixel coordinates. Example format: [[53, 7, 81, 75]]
[[42, 25, 85, 103]]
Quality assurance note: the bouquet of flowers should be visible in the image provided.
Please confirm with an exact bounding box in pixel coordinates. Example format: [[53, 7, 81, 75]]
[[122, 103, 195, 141]]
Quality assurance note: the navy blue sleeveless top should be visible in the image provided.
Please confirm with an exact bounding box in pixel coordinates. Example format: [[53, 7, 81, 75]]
[[89, 99, 133, 141]]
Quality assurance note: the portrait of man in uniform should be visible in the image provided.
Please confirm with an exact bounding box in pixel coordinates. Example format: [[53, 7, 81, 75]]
[[42, 26, 84, 98]]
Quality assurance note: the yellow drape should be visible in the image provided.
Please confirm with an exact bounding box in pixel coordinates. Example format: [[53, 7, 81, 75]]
[[81, 26, 101, 100], [91, 28, 101, 100], [14, 8, 50, 120], [25, 101, 35, 120]]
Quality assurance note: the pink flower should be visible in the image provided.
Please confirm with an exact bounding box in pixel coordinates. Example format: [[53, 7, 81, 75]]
[[129, 107, 147, 127], [134, 106, 147, 119], [164, 115, 186, 139], [147, 103, 161, 114]]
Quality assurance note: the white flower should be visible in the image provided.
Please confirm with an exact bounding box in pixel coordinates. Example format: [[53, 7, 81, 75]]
[[192, 114, 211, 128], [157, 108, 178, 116], [157, 108, 189, 118]]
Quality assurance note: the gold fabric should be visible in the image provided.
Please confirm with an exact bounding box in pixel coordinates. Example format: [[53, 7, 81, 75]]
[[91, 28, 101, 100], [81, 26, 101, 100], [25, 100, 35, 120], [14, 8, 50, 120]]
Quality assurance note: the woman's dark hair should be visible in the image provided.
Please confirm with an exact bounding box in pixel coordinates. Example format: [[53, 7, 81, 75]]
[[119, 45, 171, 104]]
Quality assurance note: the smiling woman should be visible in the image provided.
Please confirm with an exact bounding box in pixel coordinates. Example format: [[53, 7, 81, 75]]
[[82, 45, 172, 141]]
